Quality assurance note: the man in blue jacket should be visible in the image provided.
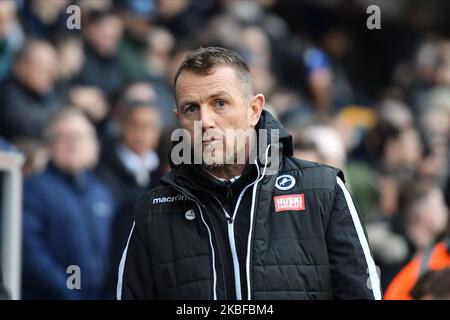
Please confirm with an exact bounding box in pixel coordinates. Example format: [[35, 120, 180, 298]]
[[22, 108, 115, 299]]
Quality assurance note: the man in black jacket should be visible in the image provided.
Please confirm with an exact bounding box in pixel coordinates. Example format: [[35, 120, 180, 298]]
[[0, 39, 61, 140], [117, 47, 381, 300]]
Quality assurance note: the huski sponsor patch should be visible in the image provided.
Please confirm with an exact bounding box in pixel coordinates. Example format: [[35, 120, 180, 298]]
[[274, 194, 305, 212]]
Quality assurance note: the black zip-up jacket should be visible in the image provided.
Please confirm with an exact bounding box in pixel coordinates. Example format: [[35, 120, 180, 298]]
[[117, 110, 382, 300]]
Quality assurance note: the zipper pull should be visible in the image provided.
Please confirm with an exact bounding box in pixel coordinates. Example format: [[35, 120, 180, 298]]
[[226, 216, 233, 224]]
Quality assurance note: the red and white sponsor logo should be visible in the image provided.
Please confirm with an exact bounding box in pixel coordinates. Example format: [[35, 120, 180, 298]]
[[274, 194, 305, 212]]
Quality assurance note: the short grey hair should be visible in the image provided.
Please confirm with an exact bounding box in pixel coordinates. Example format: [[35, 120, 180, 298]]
[[173, 46, 254, 98], [44, 107, 96, 142]]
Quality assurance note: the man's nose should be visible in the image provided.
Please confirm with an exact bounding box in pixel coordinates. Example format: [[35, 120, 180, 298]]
[[199, 106, 215, 129]]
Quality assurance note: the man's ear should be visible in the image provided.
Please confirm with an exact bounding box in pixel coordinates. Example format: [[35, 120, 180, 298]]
[[249, 94, 265, 127], [174, 107, 179, 120]]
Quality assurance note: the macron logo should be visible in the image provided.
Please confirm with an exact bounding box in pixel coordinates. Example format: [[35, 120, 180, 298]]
[[274, 194, 305, 212], [153, 194, 187, 205]]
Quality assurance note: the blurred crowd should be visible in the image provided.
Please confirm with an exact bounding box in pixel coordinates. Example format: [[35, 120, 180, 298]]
[[0, 0, 449, 299]]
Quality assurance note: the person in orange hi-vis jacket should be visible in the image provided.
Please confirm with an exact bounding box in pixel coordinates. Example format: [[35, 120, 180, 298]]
[[384, 238, 450, 300]]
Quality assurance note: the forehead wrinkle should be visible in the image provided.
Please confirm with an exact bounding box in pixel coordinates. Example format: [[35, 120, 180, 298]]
[[178, 80, 239, 106]]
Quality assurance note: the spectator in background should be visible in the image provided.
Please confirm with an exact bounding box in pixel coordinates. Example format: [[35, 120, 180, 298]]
[[292, 138, 322, 164], [399, 180, 448, 253], [382, 180, 449, 299], [22, 108, 115, 299], [362, 121, 423, 217], [0, 0, 17, 81], [386, 234, 450, 300], [19, 0, 70, 42], [299, 124, 347, 169], [55, 35, 85, 86], [141, 43, 188, 127], [144, 26, 175, 80], [78, 8, 124, 97], [0, 38, 60, 141], [117, 0, 156, 82], [320, 28, 356, 110], [54, 35, 112, 139], [98, 82, 163, 293], [415, 90, 450, 185], [410, 268, 450, 300], [0, 38, 62, 176], [157, 0, 213, 39]]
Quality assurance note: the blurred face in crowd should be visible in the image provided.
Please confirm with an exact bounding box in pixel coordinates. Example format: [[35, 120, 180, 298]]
[[122, 106, 161, 156], [0, 0, 16, 39], [57, 37, 84, 79], [414, 188, 448, 236], [145, 27, 175, 77], [399, 127, 422, 167], [47, 112, 98, 175], [14, 41, 58, 95], [123, 82, 157, 103], [175, 66, 264, 168], [122, 11, 150, 39], [385, 126, 422, 169], [158, 0, 189, 19], [31, 0, 69, 23], [85, 14, 123, 57], [433, 41, 450, 85]]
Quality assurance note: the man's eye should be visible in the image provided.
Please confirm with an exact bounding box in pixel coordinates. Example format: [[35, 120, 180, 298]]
[[215, 100, 226, 108], [185, 105, 198, 113]]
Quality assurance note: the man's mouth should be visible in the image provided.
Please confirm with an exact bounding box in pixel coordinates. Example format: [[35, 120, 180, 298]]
[[202, 136, 218, 143]]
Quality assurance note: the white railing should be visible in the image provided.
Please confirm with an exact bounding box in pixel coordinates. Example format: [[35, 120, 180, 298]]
[[0, 151, 24, 300]]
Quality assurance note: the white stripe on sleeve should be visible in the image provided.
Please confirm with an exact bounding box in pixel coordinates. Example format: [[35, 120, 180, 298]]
[[116, 222, 135, 300], [336, 177, 382, 300]]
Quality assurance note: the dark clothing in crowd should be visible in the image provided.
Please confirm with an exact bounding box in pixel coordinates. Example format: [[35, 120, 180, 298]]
[[0, 39, 12, 81], [117, 31, 147, 83], [0, 76, 62, 140], [77, 43, 125, 98], [22, 163, 115, 299]]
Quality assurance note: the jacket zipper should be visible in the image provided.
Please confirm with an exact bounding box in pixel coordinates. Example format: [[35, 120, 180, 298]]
[[165, 146, 269, 300], [224, 208, 242, 300], [211, 181, 258, 300], [214, 201, 242, 300]]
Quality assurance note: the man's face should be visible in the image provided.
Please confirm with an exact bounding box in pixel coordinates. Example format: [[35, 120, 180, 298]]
[[49, 115, 98, 174], [175, 66, 263, 167], [420, 189, 449, 235], [399, 127, 422, 167], [122, 107, 161, 156], [86, 15, 123, 56], [16, 43, 57, 95]]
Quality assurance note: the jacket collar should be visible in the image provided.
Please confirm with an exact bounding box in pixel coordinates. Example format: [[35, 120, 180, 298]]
[[47, 162, 90, 192]]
